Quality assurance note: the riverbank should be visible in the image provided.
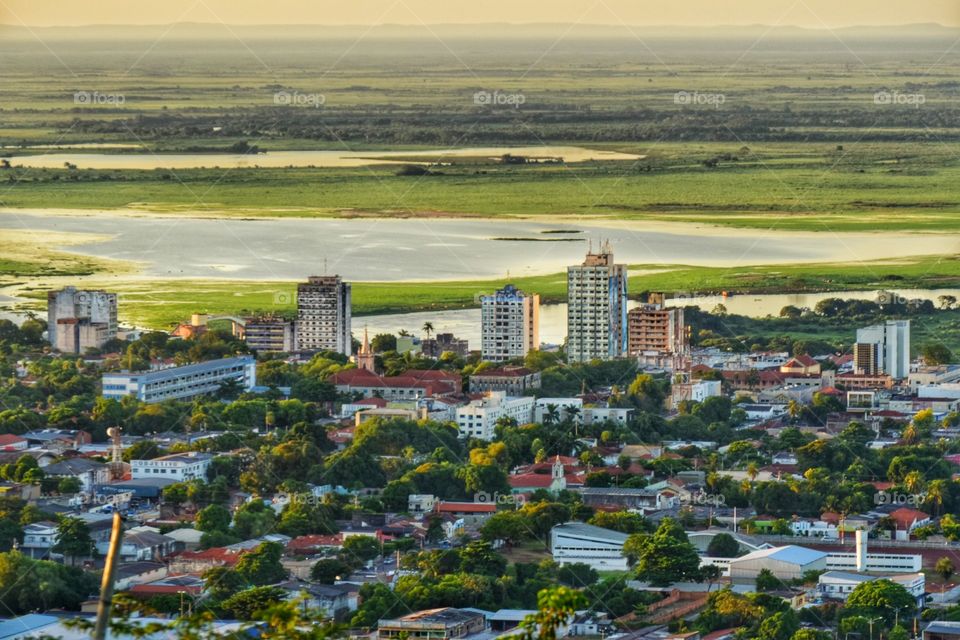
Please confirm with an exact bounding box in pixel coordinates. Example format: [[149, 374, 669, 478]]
[[6, 253, 960, 330]]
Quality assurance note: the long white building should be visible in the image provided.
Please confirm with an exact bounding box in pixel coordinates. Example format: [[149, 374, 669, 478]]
[[480, 284, 540, 362], [102, 356, 256, 403], [566, 243, 628, 363], [296, 275, 352, 355], [550, 522, 630, 571], [456, 392, 534, 440], [131, 452, 213, 481]]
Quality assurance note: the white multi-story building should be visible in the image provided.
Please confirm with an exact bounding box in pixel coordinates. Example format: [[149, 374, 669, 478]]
[[855, 320, 910, 379], [534, 398, 584, 424], [296, 275, 351, 355], [102, 356, 256, 403], [566, 243, 628, 363], [131, 452, 213, 481], [481, 284, 540, 362], [47, 287, 118, 353], [456, 391, 535, 440]]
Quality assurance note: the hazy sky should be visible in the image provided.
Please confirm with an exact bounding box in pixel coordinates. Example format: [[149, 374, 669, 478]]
[[2, 0, 959, 28]]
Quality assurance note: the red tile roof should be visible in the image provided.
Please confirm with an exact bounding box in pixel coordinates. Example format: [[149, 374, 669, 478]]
[[508, 473, 555, 488], [890, 507, 929, 529], [0, 435, 26, 446], [435, 502, 497, 514], [286, 534, 343, 552]]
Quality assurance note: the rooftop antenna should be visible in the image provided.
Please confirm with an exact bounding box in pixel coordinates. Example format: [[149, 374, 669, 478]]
[[323, 257, 328, 275]]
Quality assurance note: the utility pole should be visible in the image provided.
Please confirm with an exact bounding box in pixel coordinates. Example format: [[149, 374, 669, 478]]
[[92, 512, 123, 640]]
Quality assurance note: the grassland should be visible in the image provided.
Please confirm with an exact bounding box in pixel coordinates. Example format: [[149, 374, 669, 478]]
[[0, 229, 135, 278], [7, 253, 960, 330], [3, 142, 960, 232]]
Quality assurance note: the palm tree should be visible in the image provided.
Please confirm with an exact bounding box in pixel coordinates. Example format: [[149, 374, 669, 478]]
[[927, 479, 947, 516], [544, 404, 560, 426], [422, 322, 434, 342], [786, 400, 802, 423], [903, 470, 925, 495], [746, 462, 759, 482]]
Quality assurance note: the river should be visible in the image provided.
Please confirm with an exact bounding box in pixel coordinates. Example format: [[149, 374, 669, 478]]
[[359, 289, 960, 346], [4, 211, 958, 281]]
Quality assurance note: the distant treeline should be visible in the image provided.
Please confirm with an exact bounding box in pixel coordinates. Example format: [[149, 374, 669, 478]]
[[63, 104, 960, 145]]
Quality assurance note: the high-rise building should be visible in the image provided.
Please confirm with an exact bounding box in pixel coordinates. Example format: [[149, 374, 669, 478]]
[[296, 275, 352, 355], [627, 293, 686, 358], [480, 284, 540, 362], [566, 242, 628, 363], [47, 287, 118, 353], [855, 320, 910, 379]]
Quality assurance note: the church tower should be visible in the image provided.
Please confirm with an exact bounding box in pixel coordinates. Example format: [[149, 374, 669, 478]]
[[356, 327, 376, 372]]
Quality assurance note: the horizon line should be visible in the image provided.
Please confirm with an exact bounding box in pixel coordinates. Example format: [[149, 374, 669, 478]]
[[0, 20, 954, 30]]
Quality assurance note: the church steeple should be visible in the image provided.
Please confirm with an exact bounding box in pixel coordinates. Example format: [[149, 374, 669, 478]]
[[356, 326, 376, 372]]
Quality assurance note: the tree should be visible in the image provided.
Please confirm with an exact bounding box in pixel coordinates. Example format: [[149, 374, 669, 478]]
[[52, 516, 93, 566], [755, 568, 780, 592], [422, 322, 434, 341], [558, 562, 599, 588], [706, 533, 740, 558], [517, 586, 587, 640], [459, 541, 507, 577], [845, 579, 916, 626], [311, 558, 353, 584], [340, 535, 380, 565], [195, 504, 232, 534], [56, 477, 82, 495], [922, 343, 954, 365], [756, 610, 799, 640], [937, 556, 956, 583], [221, 585, 287, 620], [623, 518, 703, 587], [235, 542, 288, 585]]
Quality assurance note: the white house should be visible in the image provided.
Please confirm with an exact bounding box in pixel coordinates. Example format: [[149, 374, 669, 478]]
[[131, 452, 213, 482], [583, 407, 633, 426], [21, 521, 59, 559], [550, 522, 629, 571], [818, 571, 925, 605]]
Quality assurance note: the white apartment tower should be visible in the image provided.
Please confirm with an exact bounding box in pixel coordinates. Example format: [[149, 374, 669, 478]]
[[481, 284, 540, 362], [47, 286, 118, 353], [566, 242, 628, 363], [296, 275, 352, 355], [855, 319, 911, 379]]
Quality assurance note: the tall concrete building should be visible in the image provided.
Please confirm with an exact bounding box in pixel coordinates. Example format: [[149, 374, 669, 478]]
[[627, 292, 686, 359], [566, 242, 628, 363], [296, 275, 352, 355], [855, 320, 911, 379], [47, 287, 118, 354], [480, 284, 540, 362], [244, 316, 296, 353]]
